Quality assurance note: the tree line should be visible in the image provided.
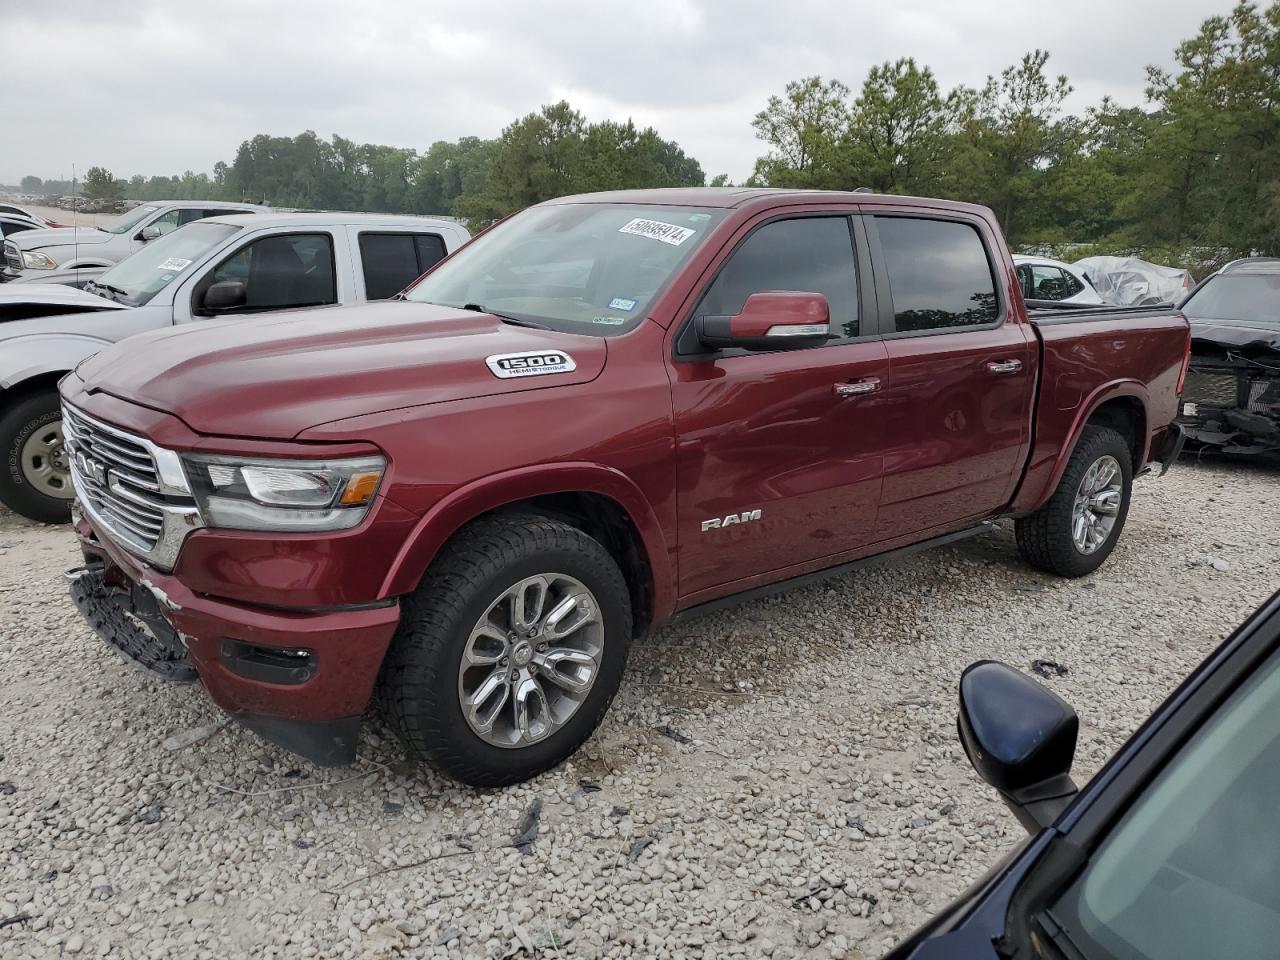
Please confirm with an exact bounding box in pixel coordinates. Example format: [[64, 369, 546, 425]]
[[14, 3, 1280, 267]]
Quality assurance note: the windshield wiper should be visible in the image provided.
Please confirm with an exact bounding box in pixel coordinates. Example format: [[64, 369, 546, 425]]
[[89, 282, 130, 303], [462, 303, 547, 329]]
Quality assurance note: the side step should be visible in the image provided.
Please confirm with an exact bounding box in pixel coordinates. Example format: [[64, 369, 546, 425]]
[[67, 566, 198, 682]]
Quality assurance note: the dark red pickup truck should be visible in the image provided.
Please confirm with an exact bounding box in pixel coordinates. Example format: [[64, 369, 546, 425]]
[[60, 189, 1190, 785]]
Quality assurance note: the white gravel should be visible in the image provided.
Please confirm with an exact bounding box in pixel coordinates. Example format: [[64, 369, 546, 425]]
[[2, 459, 1278, 959]]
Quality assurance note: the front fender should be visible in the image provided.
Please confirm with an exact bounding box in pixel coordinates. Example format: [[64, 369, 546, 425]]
[[380, 462, 675, 624], [0, 334, 113, 392]]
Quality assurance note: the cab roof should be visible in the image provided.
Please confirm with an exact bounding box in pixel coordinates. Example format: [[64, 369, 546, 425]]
[[545, 186, 994, 218]]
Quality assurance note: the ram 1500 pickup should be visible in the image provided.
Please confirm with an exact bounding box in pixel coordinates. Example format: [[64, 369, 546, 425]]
[[60, 188, 1190, 786], [1, 212, 469, 522]]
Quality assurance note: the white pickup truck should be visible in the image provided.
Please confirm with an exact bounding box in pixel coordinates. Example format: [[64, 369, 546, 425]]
[[2, 200, 269, 282], [0, 211, 469, 522]]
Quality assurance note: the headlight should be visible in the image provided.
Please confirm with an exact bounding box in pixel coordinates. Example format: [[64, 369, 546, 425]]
[[181, 453, 386, 532], [21, 251, 57, 269]]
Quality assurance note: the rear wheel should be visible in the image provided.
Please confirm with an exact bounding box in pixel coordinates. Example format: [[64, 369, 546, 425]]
[[1016, 425, 1133, 578], [380, 514, 632, 787], [0, 391, 73, 523]]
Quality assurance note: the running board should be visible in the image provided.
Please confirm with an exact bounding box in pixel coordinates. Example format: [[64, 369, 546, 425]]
[[671, 523, 991, 624]]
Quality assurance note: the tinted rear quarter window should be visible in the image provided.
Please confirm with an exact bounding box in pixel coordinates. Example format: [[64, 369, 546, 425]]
[[698, 216, 860, 339], [877, 217, 998, 332]]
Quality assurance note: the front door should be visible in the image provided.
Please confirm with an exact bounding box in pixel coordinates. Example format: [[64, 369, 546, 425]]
[[669, 214, 890, 600]]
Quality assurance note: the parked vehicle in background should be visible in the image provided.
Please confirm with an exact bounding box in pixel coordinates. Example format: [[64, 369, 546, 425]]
[[0, 212, 469, 522], [1077, 255, 1195, 306], [887, 589, 1280, 960], [0, 214, 45, 243], [60, 187, 1188, 785], [1, 200, 269, 283], [1013, 254, 1104, 305], [1176, 257, 1280, 456], [0, 203, 65, 227]]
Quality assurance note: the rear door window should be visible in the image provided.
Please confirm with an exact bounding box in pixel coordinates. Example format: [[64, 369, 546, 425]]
[[359, 231, 450, 300], [876, 217, 999, 332], [697, 216, 861, 339]]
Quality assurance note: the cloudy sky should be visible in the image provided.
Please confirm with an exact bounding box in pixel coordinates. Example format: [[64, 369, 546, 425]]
[[5, 0, 1232, 186]]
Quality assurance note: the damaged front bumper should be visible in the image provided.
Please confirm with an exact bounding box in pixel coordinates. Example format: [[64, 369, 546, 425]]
[[70, 509, 401, 766], [1177, 363, 1280, 455]]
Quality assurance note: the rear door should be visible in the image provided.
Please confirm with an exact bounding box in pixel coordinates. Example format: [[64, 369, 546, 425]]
[[866, 212, 1035, 542], [669, 211, 891, 600]]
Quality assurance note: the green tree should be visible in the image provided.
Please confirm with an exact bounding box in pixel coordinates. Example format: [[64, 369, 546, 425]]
[[847, 58, 949, 193], [19, 175, 42, 193], [82, 166, 122, 201], [749, 76, 851, 187]]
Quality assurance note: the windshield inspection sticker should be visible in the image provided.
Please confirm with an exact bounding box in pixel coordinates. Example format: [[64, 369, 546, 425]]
[[486, 350, 578, 379], [607, 297, 638, 312], [157, 257, 192, 271], [591, 316, 627, 326], [618, 218, 695, 246]]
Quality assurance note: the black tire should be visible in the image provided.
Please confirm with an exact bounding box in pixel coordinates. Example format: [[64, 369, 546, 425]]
[[0, 391, 73, 524], [1015, 425, 1133, 578], [380, 513, 633, 787]]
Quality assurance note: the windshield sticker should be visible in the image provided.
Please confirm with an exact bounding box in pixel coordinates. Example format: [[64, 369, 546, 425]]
[[618, 218, 695, 246], [157, 257, 192, 271], [591, 316, 627, 326], [486, 351, 578, 379], [607, 297, 638, 312]]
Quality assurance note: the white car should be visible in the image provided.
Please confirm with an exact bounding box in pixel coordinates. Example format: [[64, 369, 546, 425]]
[[1012, 254, 1104, 305]]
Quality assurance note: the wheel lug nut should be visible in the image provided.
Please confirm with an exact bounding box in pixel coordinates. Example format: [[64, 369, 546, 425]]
[[500, 657, 508, 666]]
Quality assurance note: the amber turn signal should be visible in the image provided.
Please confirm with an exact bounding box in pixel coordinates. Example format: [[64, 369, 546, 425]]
[[339, 470, 382, 506]]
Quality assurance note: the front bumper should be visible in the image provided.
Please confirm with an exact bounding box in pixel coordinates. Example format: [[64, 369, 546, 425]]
[[72, 510, 401, 765]]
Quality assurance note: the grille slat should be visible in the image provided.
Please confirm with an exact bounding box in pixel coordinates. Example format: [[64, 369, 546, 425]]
[[63, 406, 165, 554], [3, 241, 20, 272]]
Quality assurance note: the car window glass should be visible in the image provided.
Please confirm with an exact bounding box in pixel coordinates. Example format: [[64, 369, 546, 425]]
[[1060, 268, 1085, 297], [1030, 265, 1072, 300], [877, 217, 998, 332], [1180, 274, 1280, 328], [359, 233, 422, 299], [208, 232, 336, 311], [1049, 647, 1280, 960], [1016, 264, 1035, 299], [2, 220, 33, 237], [697, 216, 860, 339], [415, 234, 448, 271], [148, 209, 182, 237]]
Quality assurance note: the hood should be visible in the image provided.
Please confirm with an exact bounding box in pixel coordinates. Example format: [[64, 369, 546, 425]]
[[8, 226, 112, 251], [1189, 317, 1280, 353], [73, 302, 608, 439], [0, 283, 126, 318]]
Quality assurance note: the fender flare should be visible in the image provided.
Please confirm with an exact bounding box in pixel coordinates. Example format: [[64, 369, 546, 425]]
[[1042, 378, 1151, 500], [0, 334, 111, 392], [380, 462, 675, 622], [58, 258, 114, 270]]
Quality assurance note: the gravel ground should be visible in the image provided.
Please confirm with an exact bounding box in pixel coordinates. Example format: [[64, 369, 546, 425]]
[[2, 458, 1278, 959]]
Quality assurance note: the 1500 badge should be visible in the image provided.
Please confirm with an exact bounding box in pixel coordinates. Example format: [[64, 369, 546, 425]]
[[486, 351, 578, 379]]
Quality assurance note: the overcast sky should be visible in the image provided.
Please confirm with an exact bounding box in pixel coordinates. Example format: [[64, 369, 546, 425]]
[[4, 0, 1233, 187]]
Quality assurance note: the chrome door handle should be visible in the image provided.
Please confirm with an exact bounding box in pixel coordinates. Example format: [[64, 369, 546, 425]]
[[834, 378, 880, 398], [986, 359, 1023, 374]]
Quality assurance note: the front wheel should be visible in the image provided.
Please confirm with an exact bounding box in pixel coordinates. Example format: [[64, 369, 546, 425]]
[[0, 391, 74, 523], [1016, 425, 1133, 578], [380, 514, 633, 787]]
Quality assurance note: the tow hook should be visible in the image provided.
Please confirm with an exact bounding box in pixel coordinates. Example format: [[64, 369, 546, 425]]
[[64, 562, 104, 583]]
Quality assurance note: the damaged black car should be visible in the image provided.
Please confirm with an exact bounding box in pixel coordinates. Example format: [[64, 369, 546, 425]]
[[1177, 257, 1280, 456]]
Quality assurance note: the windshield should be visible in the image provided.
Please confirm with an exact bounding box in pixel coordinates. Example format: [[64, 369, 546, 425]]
[[405, 203, 728, 334], [1181, 274, 1280, 328], [103, 204, 160, 235], [93, 222, 240, 305]]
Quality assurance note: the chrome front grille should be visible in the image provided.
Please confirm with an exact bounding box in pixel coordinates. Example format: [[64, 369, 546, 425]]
[[3, 241, 21, 273], [62, 403, 201, 570]]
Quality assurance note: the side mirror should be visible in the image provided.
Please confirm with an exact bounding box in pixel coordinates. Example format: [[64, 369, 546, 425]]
[[958, 661, 1079, 833], [201, 280, 247, 313], [695, 291, 831, 351], [138, 224, 163, 241]]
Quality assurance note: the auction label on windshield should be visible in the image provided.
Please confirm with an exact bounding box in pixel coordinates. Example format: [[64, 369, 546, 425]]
[[618, 218, 695, 246], [486, 351, 578, 379], [157, 257, 192, 271]]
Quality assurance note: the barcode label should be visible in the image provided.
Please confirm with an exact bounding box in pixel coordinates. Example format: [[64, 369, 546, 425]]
[[618, 218, 696, 246]]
